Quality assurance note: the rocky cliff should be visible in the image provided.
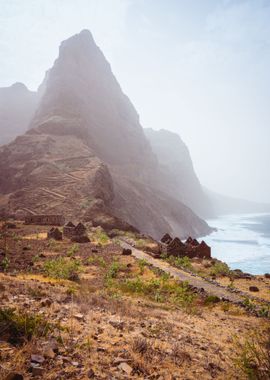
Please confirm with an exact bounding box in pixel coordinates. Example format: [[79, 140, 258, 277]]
[[0, 30, 212, 239], [144, 128, 213, 218], [0, 83, 38, 145]]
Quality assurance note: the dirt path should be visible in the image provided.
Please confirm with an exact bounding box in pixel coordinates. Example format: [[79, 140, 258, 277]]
[[120, 241, 246, 304]]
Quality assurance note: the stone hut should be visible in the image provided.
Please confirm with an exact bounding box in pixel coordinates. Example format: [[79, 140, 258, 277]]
[[160, 234, 212, 259], [63, 221, 88, 241], [167, 237, 186, 256], [25, 214, 65, 226], [197, 241, 211, 259], [161, 233, 173, 244], [47, 227, 63, 241], [63, 222, 76, 238], [74, 222, 86, 236]]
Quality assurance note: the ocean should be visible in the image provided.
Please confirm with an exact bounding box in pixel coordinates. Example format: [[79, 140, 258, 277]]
[[205, 213, 270, 275]]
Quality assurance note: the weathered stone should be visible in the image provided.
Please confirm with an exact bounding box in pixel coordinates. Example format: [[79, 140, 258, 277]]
[[4, 373, 24, 380], [87, 369, 95, 378], [122, 248, 132, 256], [31, 354, 45, 364], [118, 362, 133, 375], [249, 286, 259, 292], [43, 347, 55, 359], [40, 298, 52, 307]]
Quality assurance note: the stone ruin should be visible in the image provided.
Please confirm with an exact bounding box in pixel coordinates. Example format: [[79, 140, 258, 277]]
[[25, 214, 65, 226], [159, 233, 211, 259], [47, 227, 63, 241], [63, 221, 90, 243]]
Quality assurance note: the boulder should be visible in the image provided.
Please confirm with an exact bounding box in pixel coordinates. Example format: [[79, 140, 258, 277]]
[[249, 286, 259, 292], [122, 248, 132, 256]]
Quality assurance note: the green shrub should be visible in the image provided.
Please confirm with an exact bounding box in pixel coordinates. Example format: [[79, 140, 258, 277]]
[[165, 255, 193, 271], [0, 307, 53, 345], [204, 295, 221, 305], [67, 243, 79, 257], [210, 261, 230, 276], [138, 259, 147, 274], [106, 261, 121, 279], [1, 256, 10, 272], [43, 257, 81, 280]]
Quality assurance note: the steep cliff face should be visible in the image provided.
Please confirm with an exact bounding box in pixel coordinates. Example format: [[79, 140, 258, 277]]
[[0, 30, 212, 239], [144, 128, 213, 218], [0, 83, 38, 145]]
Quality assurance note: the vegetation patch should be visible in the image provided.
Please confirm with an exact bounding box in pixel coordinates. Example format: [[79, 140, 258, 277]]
[[0, 307, 54, 345], [235, 327, 270, 379], [43, 257, 82, 280]]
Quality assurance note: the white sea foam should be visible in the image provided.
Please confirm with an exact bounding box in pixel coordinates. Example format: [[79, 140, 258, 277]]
[[205, 213, 270, 274]]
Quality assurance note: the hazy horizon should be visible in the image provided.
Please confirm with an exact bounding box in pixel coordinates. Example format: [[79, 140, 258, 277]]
[[1, 0, 269, 204]]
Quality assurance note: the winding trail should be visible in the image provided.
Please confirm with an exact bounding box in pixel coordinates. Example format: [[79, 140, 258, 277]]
[[120, 241, 247, 304]]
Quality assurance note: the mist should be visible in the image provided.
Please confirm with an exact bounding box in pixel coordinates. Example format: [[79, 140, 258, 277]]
[[0, 0, 269, 203]]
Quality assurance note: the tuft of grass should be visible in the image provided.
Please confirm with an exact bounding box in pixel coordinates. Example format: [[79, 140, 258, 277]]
[[91, 228, 110, 245], [235, 327, 270, 379], [138, 259, 147, 274], [164, 255, 193, 271], [67, 243, 79, 257], [88, 256, 106, 268], [106, 261, 121, 279], [0, 307, 54, 345], [1, 256, 10, 272], [43, 257, 82, 280]]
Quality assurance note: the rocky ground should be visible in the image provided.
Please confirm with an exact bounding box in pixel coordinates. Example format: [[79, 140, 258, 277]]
[[0, 222, 269, 380]]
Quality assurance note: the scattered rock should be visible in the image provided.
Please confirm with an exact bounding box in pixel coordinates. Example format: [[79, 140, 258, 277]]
[[74, 313, 85, 321], [31, 366, 44, 377], [122, 248, 132, 256], [40, 298, 52, 307], [91, 248, 98, 253], [109, 319, 124, 330], [43, 347, 55, 359], [265, 273, 270, 279], [5, 373, 24, 380], [87, 369, 95, 378], [118, 362, 133, 375], [31, 354, 45, 364], [249, 286, 259, 292]]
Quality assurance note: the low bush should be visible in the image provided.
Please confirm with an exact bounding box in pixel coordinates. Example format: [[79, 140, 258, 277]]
[[0, 307, 53, 345], [43, 257, 81, 280], [210, 261, 230, 276]]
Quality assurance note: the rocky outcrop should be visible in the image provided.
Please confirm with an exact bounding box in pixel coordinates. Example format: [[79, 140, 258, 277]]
[[0, 30, 212, 239], [0, 83, 38, 146]]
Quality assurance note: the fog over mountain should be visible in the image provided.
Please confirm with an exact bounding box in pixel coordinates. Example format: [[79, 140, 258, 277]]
[[0, 30, 212, 239], [1, 0, 269, 204]]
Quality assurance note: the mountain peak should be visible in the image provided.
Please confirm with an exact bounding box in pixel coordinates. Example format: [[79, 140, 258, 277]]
[[59, 29, 95, 56]]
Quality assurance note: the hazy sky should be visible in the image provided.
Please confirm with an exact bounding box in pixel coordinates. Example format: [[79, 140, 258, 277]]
[[1, 0, 270, 203]]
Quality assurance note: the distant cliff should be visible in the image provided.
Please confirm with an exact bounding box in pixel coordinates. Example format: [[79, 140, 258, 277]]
[[144, 128, 213, 218], [0, 82, 38, 145]]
